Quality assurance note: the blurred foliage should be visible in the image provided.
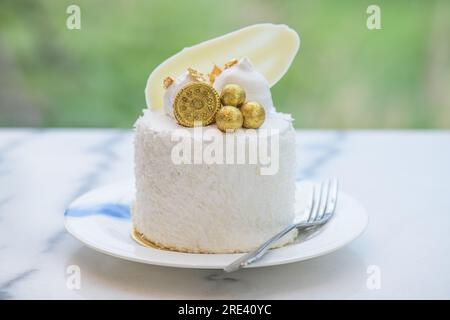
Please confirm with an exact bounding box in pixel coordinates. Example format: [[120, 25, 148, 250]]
[[0, 0, 449, 128]]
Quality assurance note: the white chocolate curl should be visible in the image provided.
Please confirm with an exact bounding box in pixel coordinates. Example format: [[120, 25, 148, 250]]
[[146, 24, 300, 109]]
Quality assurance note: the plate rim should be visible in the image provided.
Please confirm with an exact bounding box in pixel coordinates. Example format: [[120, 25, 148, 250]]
[[64, 181, 369, 269]]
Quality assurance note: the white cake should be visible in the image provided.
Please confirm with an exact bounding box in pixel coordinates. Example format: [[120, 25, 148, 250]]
[[133, 109, 297, 253], [132, 24, 300, 253]]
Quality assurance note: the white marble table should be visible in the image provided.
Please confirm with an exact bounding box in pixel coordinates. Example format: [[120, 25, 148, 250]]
[[0, 129, 449, 299]]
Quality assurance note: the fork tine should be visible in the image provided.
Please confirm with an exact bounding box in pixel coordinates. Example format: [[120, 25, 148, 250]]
[[321, 178, 339, 222], [317, 179, 331, 220], [304, 184, 315, 222], [314, 178, 339, 224], [309, 180, 324, 222], [307, 185, 317, 223]]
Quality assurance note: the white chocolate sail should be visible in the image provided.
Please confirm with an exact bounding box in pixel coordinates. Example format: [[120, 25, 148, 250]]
[[145, 23, 300, 109]]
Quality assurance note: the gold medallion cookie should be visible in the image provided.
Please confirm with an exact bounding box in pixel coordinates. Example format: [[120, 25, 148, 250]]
[[173, 82, 220, 127]]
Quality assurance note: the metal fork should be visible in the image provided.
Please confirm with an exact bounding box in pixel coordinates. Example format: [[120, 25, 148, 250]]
[[223, 178, 339, 273]]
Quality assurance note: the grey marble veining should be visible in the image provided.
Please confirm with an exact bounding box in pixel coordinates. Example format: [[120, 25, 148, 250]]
[[296, 131, 346, 180], [0, 269, 37, 299], [71, 131, 129, 200], [0, 129, 449, 299], [0, 196, 12, 209], [0, 130, 39, 207], [40, 131, 130, 255]]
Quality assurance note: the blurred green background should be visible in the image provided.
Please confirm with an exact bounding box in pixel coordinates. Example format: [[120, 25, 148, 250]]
[[0, 0, 449, 128]]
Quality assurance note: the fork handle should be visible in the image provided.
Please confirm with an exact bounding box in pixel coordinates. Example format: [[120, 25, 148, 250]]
[[223, 222, 314, 273]]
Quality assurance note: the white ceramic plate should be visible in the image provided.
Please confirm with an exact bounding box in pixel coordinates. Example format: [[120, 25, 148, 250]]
[[64, 180, 368, 269]]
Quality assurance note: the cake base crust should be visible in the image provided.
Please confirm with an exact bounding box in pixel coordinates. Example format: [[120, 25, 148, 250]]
[[131, 225, 298, 254]]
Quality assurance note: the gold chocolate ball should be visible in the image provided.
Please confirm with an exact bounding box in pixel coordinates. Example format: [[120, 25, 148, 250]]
[[220, 84, 246, 107], [240, 101, 266, 129], [215, 106, 243, 132]]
